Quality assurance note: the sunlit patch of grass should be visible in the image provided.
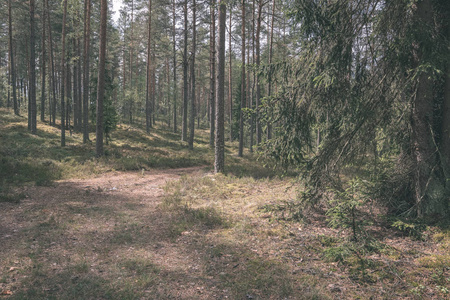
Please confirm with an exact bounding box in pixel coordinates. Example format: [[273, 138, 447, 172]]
[[417, 254, 450, 269]]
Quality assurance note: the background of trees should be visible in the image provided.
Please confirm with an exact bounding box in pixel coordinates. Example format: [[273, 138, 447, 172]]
[[0, 0, 448, 217]]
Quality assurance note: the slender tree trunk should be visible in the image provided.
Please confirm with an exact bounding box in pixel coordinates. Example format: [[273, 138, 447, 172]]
[[267, 0, 275, 140], [182, 0, 188, 142], [76, 38, 82, 132], [28, 39, 31, 131], [152, 58, 156, 126], [29, 0, 37, 134], [61, 0, 68, 147], [166, 56, 171, 128], [41, 0, 46, 122], [172, 0, 177, 133], [66, 64, 71, 133], [188, 0, 197, 150], [122, 36, 127, 121], [249, 0, 255, 153], [129, 0, 134, 124], [8, 0, 18, 116], [215, 1, 226, 173], [238, 0, 246, 157], [46, 0, 57, 126], [73, 39, 79, 131], [83, 0, 91, 143], [146, 0, 152, 134], [7, 63, 11, 108], [228, 7, 233, 141], [96, 0, 107, 157], [209, 0, 216, 148]]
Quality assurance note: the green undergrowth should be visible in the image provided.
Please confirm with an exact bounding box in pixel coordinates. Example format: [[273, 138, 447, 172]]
[[161, 172, 330, 299], [1, 109, 268, 200], [0, 109, 287, 197]]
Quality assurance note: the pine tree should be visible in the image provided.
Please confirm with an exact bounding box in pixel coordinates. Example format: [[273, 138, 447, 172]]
[[215, 0, 226, 173]]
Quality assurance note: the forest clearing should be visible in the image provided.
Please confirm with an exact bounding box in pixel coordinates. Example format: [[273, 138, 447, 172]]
[[1, 110, 449, 299]]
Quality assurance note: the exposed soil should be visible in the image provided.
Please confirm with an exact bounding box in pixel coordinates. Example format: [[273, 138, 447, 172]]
[[1, 167, 234, 299], [1, 167, 449, 299]]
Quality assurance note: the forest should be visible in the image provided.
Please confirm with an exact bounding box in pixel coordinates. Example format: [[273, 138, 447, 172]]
[[0, 0, 449, 299]]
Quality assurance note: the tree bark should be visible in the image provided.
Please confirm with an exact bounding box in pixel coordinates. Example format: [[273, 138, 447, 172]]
[[438, 2, 450, 215], [209, 0, 216, 148], [46, 0, 56, 126], [411, 0, 447, 216], [172, 0, 177, 133], [188, 0, 197, 150], [29, 0, 37, 134], [146, 0, 152, 134], [267, 0, 275, 140], [76, 38, 82, 132], [83, 0, 91, 143], [249, 0, 255, 153], [96, 0, 107, 157], [215, 1, 226, 173], [129, 0, 134, 124], [182, 0, 189, 142], [238, 0, 246, 157], [73, 39, 79, 131], [8, 0, 18, 116], [40, 0, 46, 122], [61, 0, 68, 147], [228, 7, 233, 141]]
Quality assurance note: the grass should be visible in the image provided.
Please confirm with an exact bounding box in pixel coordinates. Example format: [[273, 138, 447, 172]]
[[161, 168, 450, 299], [1, 108, 450, 299]]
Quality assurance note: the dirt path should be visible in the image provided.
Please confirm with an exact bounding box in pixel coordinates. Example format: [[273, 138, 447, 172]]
[[1, 167, 236, 299], [2, 167, 446, 299]]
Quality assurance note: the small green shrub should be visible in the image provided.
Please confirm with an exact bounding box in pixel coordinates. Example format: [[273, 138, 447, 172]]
[[326, 178, 369, 241], [391, 219, 426, 240], [323, 246, 350, 263]]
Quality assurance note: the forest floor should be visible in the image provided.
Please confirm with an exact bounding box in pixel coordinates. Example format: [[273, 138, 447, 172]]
[[1, 109, 449, 299]]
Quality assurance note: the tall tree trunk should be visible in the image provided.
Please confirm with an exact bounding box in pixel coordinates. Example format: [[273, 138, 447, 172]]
[[61, 0, 68, 147], [83, 0, 91, 143], [40, 0, 46, 122], [238, 0, 246, 157], [66, 64, 71, 133], [209, 0, 216, 148], [122, 36, 127, 121], [151, 57, 156, 126], [228, 7, 233, 141], [438, 1, 450, 214], [46, 8, 51, 124], [215, 1, 226, 173], [73, 39, 79, 132], [76, 38, 82, 132], [166, 56, 171, 128], [249, 0, 255, 153], [146, 0, 152, 134], [29, 0, 37, 134], [7, 63, 11, 108], [182, 0, 188, 142], [96, 0, 107, 157], [188, 0, 197, 150], [441, 31, 450, 181], [129, 0, 134, 124], [8, 0, 18, 116], [267, 0, 275, 140], [172, 0, 177, 133], [411, 0, 447, 216], [46, 0, 57, 126], [27, 39, 31, 131]]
